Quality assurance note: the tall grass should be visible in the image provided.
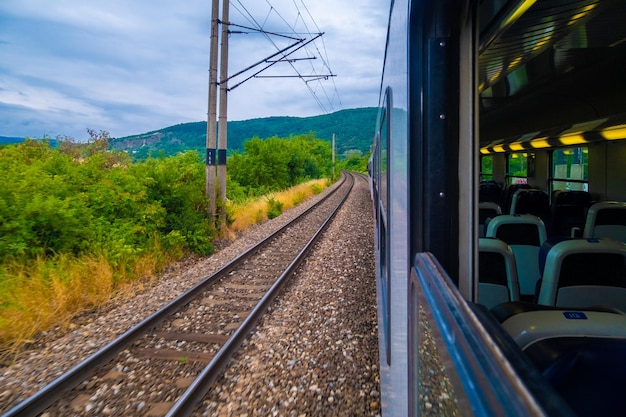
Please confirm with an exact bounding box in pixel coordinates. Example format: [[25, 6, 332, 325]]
[[227, 179, 328, 233], [0, 178, 330, 360], [0, 246, 176, 360]]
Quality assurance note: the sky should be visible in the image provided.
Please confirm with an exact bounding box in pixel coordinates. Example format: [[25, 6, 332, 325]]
[[0, 1, 388, 140]]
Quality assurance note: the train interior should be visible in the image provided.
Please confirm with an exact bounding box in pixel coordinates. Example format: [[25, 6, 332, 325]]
[[373, 0, 626, 414], [475, 0, 626, 415]]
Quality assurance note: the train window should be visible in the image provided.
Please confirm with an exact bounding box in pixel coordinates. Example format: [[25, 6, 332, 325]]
[[377, 87, 391, 365], [550, 147, 589, 193], [480, 155, 493, 181], [506, 152, 528, 185]]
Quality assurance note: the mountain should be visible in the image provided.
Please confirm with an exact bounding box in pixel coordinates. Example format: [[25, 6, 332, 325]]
[[109, 107, 378, 160], [0, 136, 25, 146]]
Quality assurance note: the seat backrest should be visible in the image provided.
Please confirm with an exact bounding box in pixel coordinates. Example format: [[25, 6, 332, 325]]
[[510, 188, 550, 217], [498, 306, 626, 417], [479, 180, 504, 206], [583, 201, 626, 242], [478, 202, 502, 237], [486, 214, 547, 297], [537, 238, 626, 310], [478, 237, 520, 308], [503, 183, 531, 214], [550, 190, 593, 237]]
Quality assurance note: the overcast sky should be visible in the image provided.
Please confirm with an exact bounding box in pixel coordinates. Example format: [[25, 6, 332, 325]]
[[0, 1, 388, 140]]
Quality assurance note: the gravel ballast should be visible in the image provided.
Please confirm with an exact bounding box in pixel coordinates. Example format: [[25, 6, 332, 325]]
[[197, 174, 380, 416]]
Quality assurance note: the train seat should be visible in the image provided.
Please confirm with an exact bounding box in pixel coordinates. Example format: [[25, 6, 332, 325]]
[[493, 306, 626, 417], [479, 179, 504, 207], [536, 238, 626, 310], [478, 237, 520, 309], [510, 189, 551, 234], [478, 202, 502, 237], [582, 201, 626, 243], [486, 214, 547, 298], [503, 183, 531, 214], [510, 189, 550, 217], [550, 190, 593, 237], [499, 307, 626, 350]]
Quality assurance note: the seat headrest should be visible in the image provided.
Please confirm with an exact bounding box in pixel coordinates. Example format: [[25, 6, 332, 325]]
[[539, 237, 573, 276]]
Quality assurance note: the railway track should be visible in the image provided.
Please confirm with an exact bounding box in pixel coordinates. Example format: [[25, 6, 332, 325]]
[[3, 172, 355, 417]]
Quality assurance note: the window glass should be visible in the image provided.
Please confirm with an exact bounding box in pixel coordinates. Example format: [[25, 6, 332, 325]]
[[507, 152, 527, 184], [480, 155, 493, 181], [377, 88, 391, 365], [551, 147, 588, 191]]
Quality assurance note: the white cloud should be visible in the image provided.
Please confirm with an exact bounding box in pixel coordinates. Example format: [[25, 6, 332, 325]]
[[0, 0, 388, 139]]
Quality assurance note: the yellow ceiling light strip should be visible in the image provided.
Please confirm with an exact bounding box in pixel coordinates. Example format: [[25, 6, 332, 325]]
[[559, 132, 587, 145], [509, 142, 525, 151], [601, 124, 626, 140], [480, 147, 491, 154], [493, 144, 506, 153], [507, 56, 523, 72], [529, 137, 550, 148], [568, 3, 599, 25], [533, 35, 553, 52]]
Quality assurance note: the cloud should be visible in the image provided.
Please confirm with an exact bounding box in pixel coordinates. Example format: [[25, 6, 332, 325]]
[[0, 0, 388, 139]]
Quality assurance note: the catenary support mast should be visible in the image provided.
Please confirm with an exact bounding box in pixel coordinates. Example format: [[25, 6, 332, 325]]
[[217, 0, 229, 225], [206, 0, 219, 219]]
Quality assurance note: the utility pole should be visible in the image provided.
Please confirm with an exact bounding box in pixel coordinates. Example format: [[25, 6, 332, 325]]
[[332, 133, 336, 179], [206, 0, 219, 219], [217, 0, 229, 225]]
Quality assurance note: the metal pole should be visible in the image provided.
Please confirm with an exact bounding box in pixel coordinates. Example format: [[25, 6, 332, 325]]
[[206, 0, 219, 218], [217, 0, 229, 225], [332, 133, 336, 179]]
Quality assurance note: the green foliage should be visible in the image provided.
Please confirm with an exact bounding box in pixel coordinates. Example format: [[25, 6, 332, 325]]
[[0, 136, 215, 269], [311, 184, 324, 195], [227, 134, 331, 196], [337, 151, 370, 174], [0, 129, 334, 273], [266, 197, 284, 219]]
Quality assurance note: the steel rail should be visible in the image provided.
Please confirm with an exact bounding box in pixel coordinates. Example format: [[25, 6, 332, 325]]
[[2, 173, 349, 417], [166, 172, 355, 417]]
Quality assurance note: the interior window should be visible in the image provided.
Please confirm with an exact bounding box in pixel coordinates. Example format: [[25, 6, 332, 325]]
[[506, 152, 528, 184], [551, 147, 589, 192], [480, 155, 493, 181]]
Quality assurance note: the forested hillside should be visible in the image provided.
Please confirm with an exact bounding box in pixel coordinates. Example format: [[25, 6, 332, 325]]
[[109, 107, 377, 160], [0, 136, 25, 146]]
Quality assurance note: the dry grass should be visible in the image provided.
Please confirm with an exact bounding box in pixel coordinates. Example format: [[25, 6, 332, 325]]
[[0, 254, 114, 358], [0, 249, 173, 361], [226, 179, 328, 233]]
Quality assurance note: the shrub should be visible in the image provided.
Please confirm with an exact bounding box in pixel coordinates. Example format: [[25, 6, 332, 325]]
[[311, 184, 324, 195], [266, 197, 284, 219]]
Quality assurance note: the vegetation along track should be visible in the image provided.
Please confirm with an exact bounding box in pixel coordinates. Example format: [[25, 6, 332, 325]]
[[2, 172, 356, 417]]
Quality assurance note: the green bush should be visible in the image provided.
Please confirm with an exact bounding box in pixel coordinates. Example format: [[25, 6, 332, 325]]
[[311, 184, 324, 195], [228, 134, 331, 195], [266, 197, 284, 219], [0, 139, 216, 268]]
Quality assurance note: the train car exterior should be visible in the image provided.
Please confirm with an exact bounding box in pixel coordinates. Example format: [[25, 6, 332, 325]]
[[373, 0, 626, 415]]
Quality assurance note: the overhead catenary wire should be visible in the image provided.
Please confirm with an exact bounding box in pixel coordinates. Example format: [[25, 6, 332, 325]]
[[290, 0, 342, 110]]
